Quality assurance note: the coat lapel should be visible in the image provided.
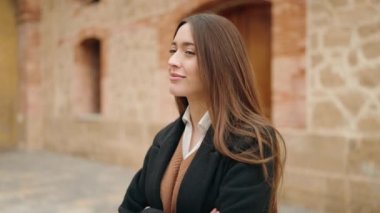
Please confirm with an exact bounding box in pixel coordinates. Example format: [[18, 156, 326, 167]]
[[176, 128, 220, 213], [146, 118, 185, 209]]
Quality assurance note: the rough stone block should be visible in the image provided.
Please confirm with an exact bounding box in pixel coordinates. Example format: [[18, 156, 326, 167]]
[[284, 133, 348, 173], [348, 137, 380, 178], [311, 100, 348, 129], [337, 89, 367, 116], [369, 0, 380, 8], [323, 27, 351, 47], [324, 178, 348, 213], [357, 109, 380, 133], [328, 0, 349, 8], [309, 0, 330, 20], [358, 22, 380, 39], [337, 5, 377, 25], [281, 171, 326, 211], [311, 15, 330, 29], [362, 40, 380, 59], [356, 66, 380, 88], [319, 66, 346, 88], [281, 171, 348, 212], [350, 180, 380, 212]]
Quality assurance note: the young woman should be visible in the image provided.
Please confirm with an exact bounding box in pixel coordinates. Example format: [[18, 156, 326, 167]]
[[119, 13, 285, 213]]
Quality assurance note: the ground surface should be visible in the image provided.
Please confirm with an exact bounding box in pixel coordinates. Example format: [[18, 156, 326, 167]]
[[0, 150, 134, 213]]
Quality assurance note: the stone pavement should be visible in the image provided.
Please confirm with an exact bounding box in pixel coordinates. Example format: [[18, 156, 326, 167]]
[[0, 150, 312, 213], [0, 150, 135, 213]]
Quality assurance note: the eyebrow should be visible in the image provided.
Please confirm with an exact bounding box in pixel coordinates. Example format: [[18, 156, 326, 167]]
[[171, 41, 195, 47]]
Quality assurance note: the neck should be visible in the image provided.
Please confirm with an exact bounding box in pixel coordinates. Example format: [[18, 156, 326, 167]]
[[187, 96, 207, 128]]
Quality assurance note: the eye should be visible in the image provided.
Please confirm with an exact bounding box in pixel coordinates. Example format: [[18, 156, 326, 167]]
[[184, 50, 195, 56], [169, 49, 176, 54]]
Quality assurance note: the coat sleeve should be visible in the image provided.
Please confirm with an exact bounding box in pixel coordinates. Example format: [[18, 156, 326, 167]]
[[119, 137, 160, 213], [214, 162, 272, 213], [118, 154, 149, 212], [141, 208, 163, 213]]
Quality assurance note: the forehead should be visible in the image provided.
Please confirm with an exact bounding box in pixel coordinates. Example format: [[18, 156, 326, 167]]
[[173, 23, 194, 44]]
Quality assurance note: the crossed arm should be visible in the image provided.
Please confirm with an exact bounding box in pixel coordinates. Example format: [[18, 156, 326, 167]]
[[119, 158, 271, 213]]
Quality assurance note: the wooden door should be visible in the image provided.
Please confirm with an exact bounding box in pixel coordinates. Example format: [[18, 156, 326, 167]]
[[219, 3, 272, 119], [0, 0, 18, 149]]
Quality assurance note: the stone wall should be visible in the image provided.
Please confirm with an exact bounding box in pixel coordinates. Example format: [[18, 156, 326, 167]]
[[281, 0, 380, 212]]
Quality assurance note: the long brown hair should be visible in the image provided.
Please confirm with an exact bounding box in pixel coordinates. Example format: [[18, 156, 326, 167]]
[[173, 13, 285, 213]]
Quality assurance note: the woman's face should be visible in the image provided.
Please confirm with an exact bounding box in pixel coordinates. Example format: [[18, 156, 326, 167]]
[[168, 23, 204, 100]]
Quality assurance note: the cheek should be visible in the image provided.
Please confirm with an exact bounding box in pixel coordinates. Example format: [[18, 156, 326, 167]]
[[188, 72, 204, 92], [187, 61, 200, 81]]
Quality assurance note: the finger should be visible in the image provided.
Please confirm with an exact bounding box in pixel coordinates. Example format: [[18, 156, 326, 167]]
[[210, 208, 220, 213]]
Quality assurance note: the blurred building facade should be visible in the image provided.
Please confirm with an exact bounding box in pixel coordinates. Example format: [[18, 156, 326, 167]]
[[0, 0, 379, 212]]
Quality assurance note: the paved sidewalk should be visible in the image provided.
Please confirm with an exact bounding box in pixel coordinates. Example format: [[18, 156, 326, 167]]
[[0, 150, 135, 213]]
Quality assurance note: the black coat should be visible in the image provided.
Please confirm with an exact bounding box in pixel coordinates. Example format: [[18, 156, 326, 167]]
[[119, 117, 271, 213]]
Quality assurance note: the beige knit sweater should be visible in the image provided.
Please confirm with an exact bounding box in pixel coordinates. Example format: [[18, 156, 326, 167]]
[[160, 139, 197, 213]]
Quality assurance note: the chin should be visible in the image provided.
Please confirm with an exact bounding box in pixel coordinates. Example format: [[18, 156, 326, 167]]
[[169, 87, 179, 96], [169, 90, 183, 97], [169, 87, 186, 97]]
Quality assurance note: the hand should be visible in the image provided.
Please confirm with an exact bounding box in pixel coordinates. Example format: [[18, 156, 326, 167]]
[[210, 208, 220, 213]]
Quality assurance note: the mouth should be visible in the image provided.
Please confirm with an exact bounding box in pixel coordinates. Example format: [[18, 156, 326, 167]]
[[169, 72, 186, 81], [170, 73, 186, 78]]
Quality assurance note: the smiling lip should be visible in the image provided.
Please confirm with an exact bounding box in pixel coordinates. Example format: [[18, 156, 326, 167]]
[[169, 73, 185, 81]]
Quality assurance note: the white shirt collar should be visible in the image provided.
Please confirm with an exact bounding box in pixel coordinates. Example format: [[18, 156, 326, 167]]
[[182, 107, 211, 132], [181, 107, 211, 159]]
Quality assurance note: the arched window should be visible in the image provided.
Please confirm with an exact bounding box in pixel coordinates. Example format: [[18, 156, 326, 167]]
[[74, 38, 102, 115]]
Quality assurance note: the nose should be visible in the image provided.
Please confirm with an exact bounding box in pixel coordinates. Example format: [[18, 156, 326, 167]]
[[168, 51, 180, 68]]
